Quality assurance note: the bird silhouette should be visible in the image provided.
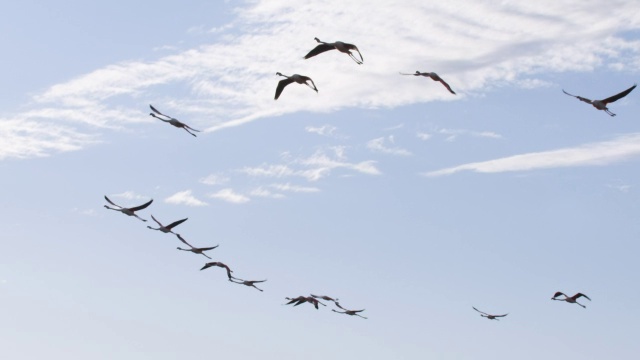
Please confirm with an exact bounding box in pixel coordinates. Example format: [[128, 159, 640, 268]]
[[562, 84, 636, 116], [103, 196, 152, 222], [149, 105, 201, 136], [274, 73, 318, 100], [551, 292, 591, 308], [400, 71, 456, 94], [304, 37, 363, 64]]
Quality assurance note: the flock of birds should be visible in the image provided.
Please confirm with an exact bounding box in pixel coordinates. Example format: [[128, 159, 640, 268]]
[[105, 37, 637, 321]]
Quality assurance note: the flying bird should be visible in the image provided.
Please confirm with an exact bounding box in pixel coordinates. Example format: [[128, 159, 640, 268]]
[[551, 292, 591, 308], [103, 196, 152, 222], [200, 261, 236, 280], [284, 296, 326, 309], [310, 294, 339, 303], [149, 105, 201, 136], [472, 307, 508, 320], [562, 84, 636, 116], [176, 235, 218, 259], [147, 215, 188, 237], [229, 278, 267, 292], [274, 73, 318, 100], [332, 302, 367, 319], [304, 37, 363, 64], [400, 71, 456, 94]]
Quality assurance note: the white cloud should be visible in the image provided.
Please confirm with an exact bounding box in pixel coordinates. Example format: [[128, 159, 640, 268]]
[[165, 190, 208, 207], [4, 0, 640, 159], [250, 187, 286, 199], [110, 191, 149, 201], [239, 164, 295, 178], [417, 132, 432, 141], [367, 136, 412, 156], [209, 188, 250, 204], [436, 128, 503, 141], [305, 124, 339, 137], [270, 183, 320, 193], [424, 133, 640, 177], [199, 174, 230, 186]]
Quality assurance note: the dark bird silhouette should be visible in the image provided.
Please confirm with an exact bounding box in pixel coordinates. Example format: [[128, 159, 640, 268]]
[[149, 104, 201, 136], [472, 307, 508, 320], [176, 235, 218, 259], [229, 278, 267, 292], [562, 84, 636, 116], [274, 72, 318, 100], [332, 302, 367, 319], [103, 196, 152, 222], [304, 37, 363, 64], [400, 71, 456, 94], [147, 215, 188, 237], [284, 296, 326, 309], [551, 292, 591, 308], [310, 294, 339, 303], [200, 261, 236, 279]]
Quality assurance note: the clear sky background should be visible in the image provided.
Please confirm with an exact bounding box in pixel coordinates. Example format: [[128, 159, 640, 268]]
[[2, 1, 640, 359]]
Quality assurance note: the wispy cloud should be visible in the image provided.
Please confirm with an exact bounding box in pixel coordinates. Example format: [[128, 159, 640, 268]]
[[305, 124, 342, 138], [4, 0, 640, 159], [165, 190, 208, 207], [270, 183, 320, 193], [110, 191, 149, 201], [438, 128, 503, 142], [424, 133, 640, 177], [250, 187, 286, 199], [417, 132, 432, 141], [209, 188, 250, 204], [367, 136, 412, 156], [199, 174, 230, 186]]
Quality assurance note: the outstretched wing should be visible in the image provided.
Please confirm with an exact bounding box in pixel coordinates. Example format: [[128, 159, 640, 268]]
[[301, 76, 318, 92], [149, 104, 166, 116], [303, 43, 335, 59], [129, 199, 153, 212], [472, 307, 490, 316], [493, 313, 508, 318], [176, 234, 194, 248], [166, 217, 188, 229], [602, 84, 636, 104], [199, 245, 219, 251], [575, 293, 591, 301], [150, 214, 163, 227], [104, 196, 121, 208], [562, 90, 592, 104], [552, 291, 565, 299], [275, 78, 295, 100], [438, 78, 456, 95], [345, 43, 363, 63], [334, 302, 347, 311]]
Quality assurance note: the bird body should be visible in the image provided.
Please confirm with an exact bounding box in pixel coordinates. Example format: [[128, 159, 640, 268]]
[[147, 215, 188, 236], [472, 307, 508, 320], [304, 37, 363, 64], [149, 105, 201, 136], [103, 196, 153, 222], [274, 73, 318, 100], [551, 292, 591, 308], [562, 84, 636, 116], [400, 71, 456, 94]]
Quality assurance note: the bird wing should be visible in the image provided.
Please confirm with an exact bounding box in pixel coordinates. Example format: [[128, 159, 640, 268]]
[[128, 199, 153, 212], [149, 104, 167, 117], [251, 279, 267, 283], [166, 218, 188, 229], [602, 84, 636, 104], [275, 78, 295, 100], [104, 196, 121, 208], [303, 43, 335, 59], [200, 262, 214, 270], [438, 78, 456, 95], [334, 302, 347, 311], [494, 313, 508, 317], [472, 307, 490, 316], [552, 291, 565, 299], [199, 245, 219, 251], [575, 293, 591, 301], [301, 76, 318, 92], [562, 90, 592, 104], [150, 214, 163, 227], [345, 43, 363, 63], [176, 234, 194, 248]]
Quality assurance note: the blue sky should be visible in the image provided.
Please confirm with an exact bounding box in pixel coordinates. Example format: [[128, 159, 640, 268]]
[[2, 1, 640, 359]]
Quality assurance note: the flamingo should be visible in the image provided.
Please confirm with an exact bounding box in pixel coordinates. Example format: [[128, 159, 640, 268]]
[[274, 73, 318, 100], [472, 307, 508, 320], [551, 292, 591, 308], [400, 71, 456, 94], [200, 261, 236, 280], [284, 296, 326, 309], [149, 105, 201, 136], [332, 302, 367, 319], [103, 196, 152, 222], [562, 84, 636, 116], [176, 235, 218, 259], [147, 215, 188, 237], [303, 37, 363, 64], [229, 278, 267, 292], [310, 294, 339, 303]]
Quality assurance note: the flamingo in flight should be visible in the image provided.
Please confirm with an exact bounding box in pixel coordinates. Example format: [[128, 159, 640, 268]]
[[200, 261, 236, 280], [284, 296, 326, 309], [103, 196, 152, 222], [332, 302, 367, 319], [176, 235, 218, 259], [229, 278, 267, 292], [274, 73, 318, 100], [147, 215, 187, 237], [149, 105, 201, 136], [311, 294, 339, 303], [551, 292, 591, 308], [304, 37, 363, 64], [562, 84, 636, 116], [400, 71, 456, 94], [472, 307, 508, 320]]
